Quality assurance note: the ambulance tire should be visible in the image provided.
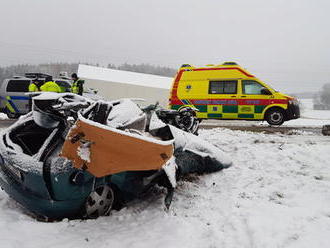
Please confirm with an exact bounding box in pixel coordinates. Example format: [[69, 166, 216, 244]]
[[5, 108, 20, 119], [265, 108, 285, 126]]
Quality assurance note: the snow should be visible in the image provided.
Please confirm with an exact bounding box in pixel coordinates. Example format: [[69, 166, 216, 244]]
[[77, 144, 91, 163], [0, 113, 8, 120], [107, 99, 145, 128], [169, 125, 232, 168], [0, 127, 329, 247], [296, 99, 330, 124], [33, 92, 91, 103], [79, 113, 174, 146], [0, 99, 330, 247], [282, 118, 330, 127], [78, 64, 172, 90], [33, 92, 62, 100], [162, 156, 178, 188]]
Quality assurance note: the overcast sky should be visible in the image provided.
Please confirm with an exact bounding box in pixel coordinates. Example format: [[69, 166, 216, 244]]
[[0, 0, 329, 93]]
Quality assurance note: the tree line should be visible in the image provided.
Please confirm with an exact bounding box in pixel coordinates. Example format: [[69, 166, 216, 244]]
[[314, 83, 330, 109], [107, 63, 176, 77], [0, 62, 177, 84]]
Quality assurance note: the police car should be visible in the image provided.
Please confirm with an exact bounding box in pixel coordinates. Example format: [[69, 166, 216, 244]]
[[0, 73, 72, 118]]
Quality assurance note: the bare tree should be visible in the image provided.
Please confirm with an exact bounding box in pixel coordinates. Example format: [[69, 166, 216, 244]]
[[320, 83, 330, 105]]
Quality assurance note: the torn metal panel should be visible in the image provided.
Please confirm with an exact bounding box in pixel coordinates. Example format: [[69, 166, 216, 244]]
[[61, 118, 174, 177]]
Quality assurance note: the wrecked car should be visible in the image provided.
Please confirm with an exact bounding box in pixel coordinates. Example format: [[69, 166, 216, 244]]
[[0, 93, 232, 220]]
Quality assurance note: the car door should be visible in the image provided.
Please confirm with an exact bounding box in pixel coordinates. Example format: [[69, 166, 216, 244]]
[[5, 79, 31, 114], [207, 80, 239, 119], [238, 80, 273, 119]]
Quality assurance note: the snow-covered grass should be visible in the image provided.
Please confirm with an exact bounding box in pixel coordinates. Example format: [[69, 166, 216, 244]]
[[282, 118, 330, 127], [0, 126, 329, 248], [274, 98, 330, 127]]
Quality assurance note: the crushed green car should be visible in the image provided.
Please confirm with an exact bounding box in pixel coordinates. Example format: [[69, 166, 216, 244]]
[[0, 93, 232, 220]]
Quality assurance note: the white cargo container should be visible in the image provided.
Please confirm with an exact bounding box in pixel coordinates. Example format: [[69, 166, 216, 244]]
[[77, 64, 172, 106]]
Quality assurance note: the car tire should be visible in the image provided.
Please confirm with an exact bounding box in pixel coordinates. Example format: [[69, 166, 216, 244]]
[[85, 185, 114, 219], [265, 108, 285, 126]]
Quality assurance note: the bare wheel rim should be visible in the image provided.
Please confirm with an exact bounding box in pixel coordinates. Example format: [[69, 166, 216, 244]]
[[177, 115, 194, 129], [85, 185, 114, 218], [190, 119, 199, 134], [176, 108, 194, 131]]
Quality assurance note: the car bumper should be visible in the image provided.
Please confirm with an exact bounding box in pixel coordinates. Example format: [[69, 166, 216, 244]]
[[286, 103, 300, 120], [0, 166, 85, 220]]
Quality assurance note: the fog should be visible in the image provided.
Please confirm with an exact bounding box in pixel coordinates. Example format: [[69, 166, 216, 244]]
[[0, 0, 329, 93]]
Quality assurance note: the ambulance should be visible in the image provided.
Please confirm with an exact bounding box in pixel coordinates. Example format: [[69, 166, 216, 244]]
[[169, 62, 300, 125]]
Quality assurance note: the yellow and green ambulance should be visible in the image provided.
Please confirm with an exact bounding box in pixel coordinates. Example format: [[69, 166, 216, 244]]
[[169, 62, 300, 125]]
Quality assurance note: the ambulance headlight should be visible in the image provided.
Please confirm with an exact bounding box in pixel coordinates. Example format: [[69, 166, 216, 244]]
[[289, 99, 298, 105]]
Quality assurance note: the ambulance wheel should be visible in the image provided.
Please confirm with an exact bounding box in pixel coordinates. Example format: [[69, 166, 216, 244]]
[[85, 185, 114, 219], [265, 108, 285, 126], [5, 108, 20, 119]]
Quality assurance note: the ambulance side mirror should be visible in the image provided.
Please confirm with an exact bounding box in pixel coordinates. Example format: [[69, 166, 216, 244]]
[[261, 88, 272, 95]]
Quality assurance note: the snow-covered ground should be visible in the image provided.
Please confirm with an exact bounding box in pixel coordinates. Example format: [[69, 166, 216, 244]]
[[0, 113, 8, 120], [280, 99, 330, 127], [0, 99, 329, 248]]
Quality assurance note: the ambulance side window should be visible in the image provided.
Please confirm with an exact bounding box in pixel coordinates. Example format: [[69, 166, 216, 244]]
[[209, 80, 237, 94], [242, 80, 268, 95]]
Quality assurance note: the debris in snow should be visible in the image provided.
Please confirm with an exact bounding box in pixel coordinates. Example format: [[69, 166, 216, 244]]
[[162, 156, 177, 188], [80, 113, 174, 146], [169, 125, 232, 168]]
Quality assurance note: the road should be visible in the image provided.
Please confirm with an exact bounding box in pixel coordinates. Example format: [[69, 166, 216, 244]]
[[199, 120, 323, 135], [0, 118, 324, 135]]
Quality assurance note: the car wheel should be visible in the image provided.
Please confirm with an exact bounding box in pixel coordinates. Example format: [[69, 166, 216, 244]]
[[6, 108, 20, 119], [189, 119, 199, 135], [85, 185, 114, 219], [176, 107, 199, 134], [265, 108, 285, 126]]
